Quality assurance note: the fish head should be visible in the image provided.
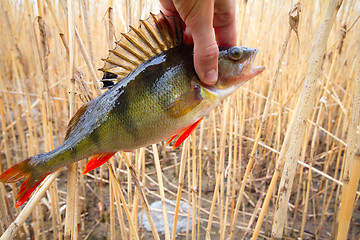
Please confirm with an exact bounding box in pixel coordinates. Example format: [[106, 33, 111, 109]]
[[209, 46, 264, 98]]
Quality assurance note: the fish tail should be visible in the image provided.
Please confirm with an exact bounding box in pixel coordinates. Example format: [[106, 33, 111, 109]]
[[0, 158, 49, 208]]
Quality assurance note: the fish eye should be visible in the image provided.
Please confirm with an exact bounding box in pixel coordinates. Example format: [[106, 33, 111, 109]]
[[228, 47, 243, 60]]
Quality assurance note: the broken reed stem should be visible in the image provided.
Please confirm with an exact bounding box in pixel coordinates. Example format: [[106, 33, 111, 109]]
[[336, 51, 360, 239], [297, 160, 360, 196], [152, 144, 171, 240], [271, 0, 342, 238]]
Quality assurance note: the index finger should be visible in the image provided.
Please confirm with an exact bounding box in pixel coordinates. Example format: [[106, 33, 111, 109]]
[[214, 0, 237, 46]]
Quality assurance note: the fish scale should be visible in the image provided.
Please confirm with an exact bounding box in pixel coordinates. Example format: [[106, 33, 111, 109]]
[[0, 12, 264, 207]]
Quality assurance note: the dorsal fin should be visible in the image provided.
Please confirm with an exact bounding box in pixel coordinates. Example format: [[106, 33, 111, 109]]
[[99, 11, 183, 89]]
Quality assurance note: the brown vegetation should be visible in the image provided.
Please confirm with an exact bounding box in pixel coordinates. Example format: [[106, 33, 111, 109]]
[[0, 0, 359, 239]]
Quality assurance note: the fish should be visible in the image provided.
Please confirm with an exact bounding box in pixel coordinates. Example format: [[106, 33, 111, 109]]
[[0, 12, 264, 207]]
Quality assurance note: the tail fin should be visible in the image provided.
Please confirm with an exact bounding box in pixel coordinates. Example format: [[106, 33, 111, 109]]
[[0, 158, 48, 208]]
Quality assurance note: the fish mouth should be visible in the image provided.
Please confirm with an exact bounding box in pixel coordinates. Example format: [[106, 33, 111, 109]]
[[243, 50, 265, 79]]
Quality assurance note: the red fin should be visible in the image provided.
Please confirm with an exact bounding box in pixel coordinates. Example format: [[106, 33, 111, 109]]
[[0, 159, 31, 183], [15, 174, 48, 208], [83, 153, 116, 175], [173, 118, 203, 149], [0, 158, 49, 208], [166, 134, 178, 145]]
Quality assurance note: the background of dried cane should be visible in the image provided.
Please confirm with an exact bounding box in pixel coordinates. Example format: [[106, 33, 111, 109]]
[[0, 0, 359, 239]]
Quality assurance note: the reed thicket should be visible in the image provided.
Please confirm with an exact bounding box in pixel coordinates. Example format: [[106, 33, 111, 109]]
[[0, 0, 359, 239]]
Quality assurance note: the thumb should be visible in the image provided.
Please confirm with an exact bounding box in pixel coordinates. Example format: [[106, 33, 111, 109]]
[[192, 27, 219, 86], [184, 5, 218, 85]]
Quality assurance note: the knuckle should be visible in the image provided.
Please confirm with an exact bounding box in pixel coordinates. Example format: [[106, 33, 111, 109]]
[[199, 43, 219, 61]]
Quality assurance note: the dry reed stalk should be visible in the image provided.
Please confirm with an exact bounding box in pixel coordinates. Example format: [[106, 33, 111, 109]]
[[229, 124, 261, 240], [335, 50, 360, 239], [109, 158, 128, 240], [126, 152, 132, 227], [64, 0, 78, 239], [306, 41, 341, 224], [37, 15, 63, 240], [1, 1, 360, 239], [107, 0, 114, 49], [230, 109, 239, 227], [251, 3, 300, 239], [121, 152, 161, 240], [190, 131, 197, 240], [57, 0, 101, 96], [0, 170, 9, 235], [133, 149, 144, 235], [0, 96, 19, 209], [196, 120, 205, 239], [28, 135, 39, 240], [152, 143, 171, 240], [108, 164, 138, 240], [109, 169, 116, 240], [0, 170, 61, 240], [271, 0, 342, 238], [298, 124, 312, 238], [221, 107, 234, 240], [186, 139, 191, 239], [205, 100, 230, 240], [170, 140, 189, 240], [80, 0, 95, 67]]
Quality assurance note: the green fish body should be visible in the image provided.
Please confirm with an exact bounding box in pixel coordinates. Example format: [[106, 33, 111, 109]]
[[0, 12, 264, 207]]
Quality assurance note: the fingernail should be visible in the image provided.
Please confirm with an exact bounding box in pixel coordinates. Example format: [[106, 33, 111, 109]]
[[204, 69, 217, 85]]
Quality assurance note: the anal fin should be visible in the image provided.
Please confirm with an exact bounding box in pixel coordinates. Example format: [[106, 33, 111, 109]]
[[83, 153, 116, 175], [170, 118, 203, 149]]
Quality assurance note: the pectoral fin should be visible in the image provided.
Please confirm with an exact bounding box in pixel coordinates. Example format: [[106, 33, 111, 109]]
[[83, 153, 116, 175], [166, 86, 202, 118], [168, 118, 203, 149]]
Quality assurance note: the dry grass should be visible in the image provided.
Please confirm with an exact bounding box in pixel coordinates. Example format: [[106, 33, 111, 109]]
[[0, 0, 359, 239]]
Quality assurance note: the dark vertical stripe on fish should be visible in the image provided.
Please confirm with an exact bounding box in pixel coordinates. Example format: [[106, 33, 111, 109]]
[[111, 89, 139, 139], [89, 129, 102, 147]]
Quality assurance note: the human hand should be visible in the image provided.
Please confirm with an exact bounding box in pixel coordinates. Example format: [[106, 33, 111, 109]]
[[160, 0, 236, 86]]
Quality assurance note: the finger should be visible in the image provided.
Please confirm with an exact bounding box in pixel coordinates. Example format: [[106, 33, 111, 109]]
[[193, 30, 219, 86], [185, 2, 219, 85], [214, 0, 237, 46], [159, 0, 176, 12]]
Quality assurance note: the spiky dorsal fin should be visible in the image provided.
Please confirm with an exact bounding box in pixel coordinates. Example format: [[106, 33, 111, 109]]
[[100, 11, 184, 88]]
